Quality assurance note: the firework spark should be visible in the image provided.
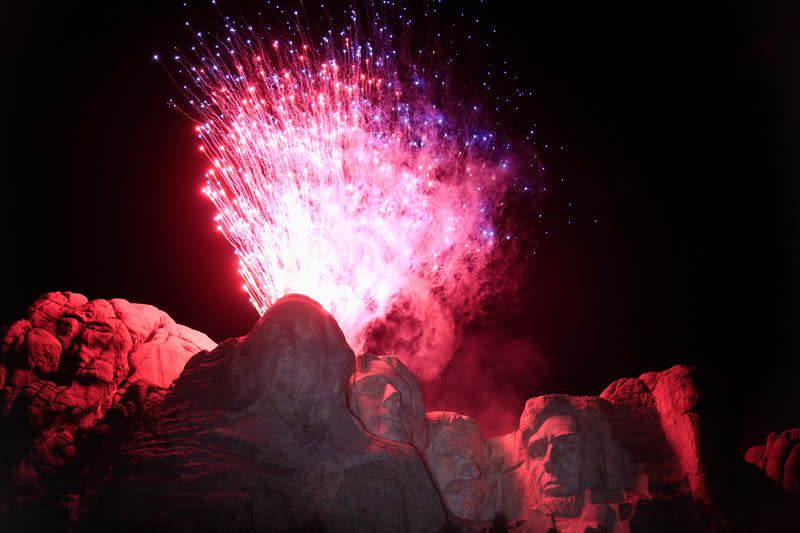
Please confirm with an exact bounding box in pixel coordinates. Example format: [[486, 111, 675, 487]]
[[169, 5, 529, 379]]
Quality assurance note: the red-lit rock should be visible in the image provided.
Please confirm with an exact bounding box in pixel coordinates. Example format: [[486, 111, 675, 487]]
[[488, 395, 645, 533], [0, 291, 215, 531], [599, 366, 797, 531], [24, 328, 61, 375], [0, 320, 32, 365], [1, 294, 795, 532], [745, 429, 800, 493], [26, 292, 88, 329], [600, 366, 718, 504]]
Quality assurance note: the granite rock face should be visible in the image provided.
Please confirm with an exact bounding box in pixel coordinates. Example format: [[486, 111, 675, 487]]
[[1, 292, 796, 532], [0, 292, 215, 531], [600, 367, 706, 503], [745, 429, 800, 493], [93, 295, 446, 532], [599, 367, 797, 531]]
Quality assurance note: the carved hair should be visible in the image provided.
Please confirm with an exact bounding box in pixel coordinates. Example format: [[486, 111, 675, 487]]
[[517, 395, 635, 493]]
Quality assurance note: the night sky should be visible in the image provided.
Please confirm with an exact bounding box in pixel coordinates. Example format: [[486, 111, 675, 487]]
[[4, 1, 798, 445]]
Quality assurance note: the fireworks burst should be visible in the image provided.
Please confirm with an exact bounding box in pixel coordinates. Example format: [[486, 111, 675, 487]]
[[166, 2, 535, 379]]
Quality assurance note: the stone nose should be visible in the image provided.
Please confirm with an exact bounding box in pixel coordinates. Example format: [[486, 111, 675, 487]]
[[543, 443, 559, 472], [380, 384, 402, 411], [456, 458, 480, 480]]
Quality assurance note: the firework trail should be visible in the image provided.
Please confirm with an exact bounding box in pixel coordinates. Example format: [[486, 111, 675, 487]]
[[166, 3, 532, 379]]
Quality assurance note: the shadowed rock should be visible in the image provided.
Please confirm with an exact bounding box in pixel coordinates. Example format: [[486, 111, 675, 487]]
[[94, 295, 446, 532], [602, 366, 797, 531], [746, 429, 800, 493]]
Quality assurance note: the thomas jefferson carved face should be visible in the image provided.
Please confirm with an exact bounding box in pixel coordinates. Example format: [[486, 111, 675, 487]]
[[425, 412, 489, 521], [348, 354, 426, 450], [526, 414, 582, 505]]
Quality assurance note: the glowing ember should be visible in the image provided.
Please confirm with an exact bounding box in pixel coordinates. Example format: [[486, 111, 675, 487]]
[[169, 6, 529, 378]]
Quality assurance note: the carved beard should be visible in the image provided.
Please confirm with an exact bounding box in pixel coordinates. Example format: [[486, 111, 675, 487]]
[[537, 492, 583, 518]]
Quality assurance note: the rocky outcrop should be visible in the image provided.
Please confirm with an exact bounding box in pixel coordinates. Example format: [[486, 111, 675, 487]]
[[600, 366, 703, 502], [745, 429, 800, 493], [0, 292, 215, 531], [601, 367, 797, 531]]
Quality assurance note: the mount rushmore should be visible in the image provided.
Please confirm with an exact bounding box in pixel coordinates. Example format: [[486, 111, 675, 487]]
[[0, 292, 796, 531]]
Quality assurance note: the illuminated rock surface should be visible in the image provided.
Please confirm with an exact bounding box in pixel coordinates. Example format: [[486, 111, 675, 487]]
[[0, 292, 215, 531], [745, 429, 800, 494], [599, 367, 797, 532], [480, 395, 643, 532], [1, 293, 796, 531]]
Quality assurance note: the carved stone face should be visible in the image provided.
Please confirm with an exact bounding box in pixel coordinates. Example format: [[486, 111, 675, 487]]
[[425, 412, 489, 521], [517, 395, 637, 520], [245, 294, 354, 404], [526, 415, 582, 504], [348, 354, 426, 450]]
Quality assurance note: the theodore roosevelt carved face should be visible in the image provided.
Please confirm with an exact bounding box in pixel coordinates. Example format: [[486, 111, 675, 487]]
[[425, 412, 490, 521]]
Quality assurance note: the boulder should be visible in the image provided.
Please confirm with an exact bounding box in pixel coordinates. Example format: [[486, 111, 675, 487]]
[[600, 368, 696, 499], [601, 366, 796, 531]]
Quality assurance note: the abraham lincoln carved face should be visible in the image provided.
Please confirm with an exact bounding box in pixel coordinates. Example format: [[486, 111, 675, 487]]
[[517, 394, 640, 520], [518, 397, 594, 518], [526, 414, 582, 506]]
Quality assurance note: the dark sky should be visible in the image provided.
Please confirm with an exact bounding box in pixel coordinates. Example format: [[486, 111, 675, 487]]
[[4, 1, 798, 445]]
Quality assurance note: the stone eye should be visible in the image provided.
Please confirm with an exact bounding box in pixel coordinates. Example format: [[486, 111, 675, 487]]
[[529, 440, 547, 458], [359, 380, 384, 397]]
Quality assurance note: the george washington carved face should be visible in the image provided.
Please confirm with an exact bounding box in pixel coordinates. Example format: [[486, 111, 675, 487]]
[[240, 294, 354, 409]]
